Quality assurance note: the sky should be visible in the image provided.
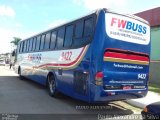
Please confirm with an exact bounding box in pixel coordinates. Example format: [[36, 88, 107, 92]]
[[0, 0, 159, 53]]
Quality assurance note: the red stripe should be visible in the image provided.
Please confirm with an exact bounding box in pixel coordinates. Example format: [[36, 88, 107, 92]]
[[105, 48, 149, 56], [104, 52, 149, 62], [38, 47, 86, 68]]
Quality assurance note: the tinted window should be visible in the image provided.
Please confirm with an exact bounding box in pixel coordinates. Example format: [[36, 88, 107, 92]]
[[56, 27, 65, 49], [50, 31, 57, 49], [20, 41, 24, 53], [84, 18, 93, 37], [32, 37, 37, 51], [23, 40, 27, 52], [26, 40, 28, 52], [26, 40, 29, 52], [31, 38, 35, 51], [19, 42, 22, 53], [35, 36, 41, 51], [40, 35, 45, 50], [75, 20, 84, 38], [29, 38, 33, 52], [27, 39, 30, 52], [64, 25, 73, 48], [44, 32, 51, 50]]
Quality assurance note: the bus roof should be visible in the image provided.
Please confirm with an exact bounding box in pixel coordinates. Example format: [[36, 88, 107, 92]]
[[20, 8, 149, 42]]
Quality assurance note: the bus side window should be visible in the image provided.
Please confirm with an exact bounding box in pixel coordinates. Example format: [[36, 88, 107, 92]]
[[84, 17, 93, 37], [36, 36, 41, 51], [20, 41, 24, 53], [31, 38, 34, 51], [23, 40, 27, 53], [44, 32, 51, 50], [18, 42, 22, 53], [75, 20, 84, 38], [29, 38, 33, 52], [72, 20, 84, 48], [56, 27, 65, 49], [50, 31, 57, 49], [25, 40, 28, 52], [64, 25, 73, 48], [31, 37, 36, 51], [26, 40, 29, 52], [27, 39, 30, 52], [40, 35, 45, 50]]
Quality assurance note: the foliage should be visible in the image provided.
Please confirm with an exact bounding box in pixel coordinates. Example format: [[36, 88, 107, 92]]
[[148, 83, 160, 94], [10, 37, 21, 46]]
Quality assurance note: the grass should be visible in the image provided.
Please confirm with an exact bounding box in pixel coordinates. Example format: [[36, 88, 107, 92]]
[[148, 83, 160, 94]]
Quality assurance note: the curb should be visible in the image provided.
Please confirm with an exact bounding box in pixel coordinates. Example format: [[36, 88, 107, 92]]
[[126, 91, 160, 109], [125, 100, 145, 109]]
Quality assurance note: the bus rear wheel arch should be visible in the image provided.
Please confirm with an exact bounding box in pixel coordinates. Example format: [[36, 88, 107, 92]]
[[47, 73, 59, 97]]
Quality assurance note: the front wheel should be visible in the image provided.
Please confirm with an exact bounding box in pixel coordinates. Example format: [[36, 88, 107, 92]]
[[47, 74, 58, 97]]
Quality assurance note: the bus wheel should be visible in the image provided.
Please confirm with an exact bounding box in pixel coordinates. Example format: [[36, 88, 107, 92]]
[[18, 68, 23, 80], [47, 74, 58, 97]]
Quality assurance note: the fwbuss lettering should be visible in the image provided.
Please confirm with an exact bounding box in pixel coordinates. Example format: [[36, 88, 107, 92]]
[[28, 54, 41, 63], [111, 17, 147, 34]]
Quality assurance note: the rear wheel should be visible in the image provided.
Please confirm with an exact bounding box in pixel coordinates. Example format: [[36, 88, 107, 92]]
[[47, 74, 58, 97]]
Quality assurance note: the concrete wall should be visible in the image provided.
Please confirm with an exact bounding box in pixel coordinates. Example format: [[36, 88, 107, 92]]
[[149, 27, 160, 84], [149, 61, 160, 84], [151, 27, 160, 60]]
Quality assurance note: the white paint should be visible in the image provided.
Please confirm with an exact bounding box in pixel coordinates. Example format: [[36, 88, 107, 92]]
[[105, 13, 150, 45], [17, 46, 87, 69]]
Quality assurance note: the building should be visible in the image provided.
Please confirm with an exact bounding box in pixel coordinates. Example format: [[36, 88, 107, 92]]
[[135, 7, 160, 84], [0, 53, 11, 64], [135, 7, 160, 61]]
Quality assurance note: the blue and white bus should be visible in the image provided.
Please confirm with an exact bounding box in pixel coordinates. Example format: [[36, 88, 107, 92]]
[[14, 8, 150, 102]]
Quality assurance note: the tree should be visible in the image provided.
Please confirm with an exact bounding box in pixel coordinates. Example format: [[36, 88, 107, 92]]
[[10, 37, 21, 46], [10, 37, 21, 66]]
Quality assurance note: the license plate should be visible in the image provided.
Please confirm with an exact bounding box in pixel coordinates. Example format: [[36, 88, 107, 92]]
[[123, 86, 132, 90]]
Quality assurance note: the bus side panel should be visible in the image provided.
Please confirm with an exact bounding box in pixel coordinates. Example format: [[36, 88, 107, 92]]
[[17, 52, 50, 86], [55, 46, 92, 102], [88, 10, 106, 102]]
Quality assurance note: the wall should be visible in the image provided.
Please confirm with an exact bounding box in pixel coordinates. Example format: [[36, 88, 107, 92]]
[[149, 27, 160, 84], [150, 27, 160, 60], [149, 61, 160, 85]]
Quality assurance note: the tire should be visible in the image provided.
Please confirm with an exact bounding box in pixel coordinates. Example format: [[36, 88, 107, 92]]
[[47, 74, 58, 97], [18, 68, 23, 80]]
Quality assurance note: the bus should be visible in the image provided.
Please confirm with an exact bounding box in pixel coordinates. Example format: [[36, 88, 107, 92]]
[[14, 8, 150, 103]]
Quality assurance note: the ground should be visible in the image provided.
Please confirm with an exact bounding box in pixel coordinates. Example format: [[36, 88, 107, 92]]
[[0, 66, 143, 120]]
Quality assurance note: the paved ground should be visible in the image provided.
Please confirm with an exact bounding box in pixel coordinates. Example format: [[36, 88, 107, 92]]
[[0, 66, 142, 119], [126, 91, 160, 109]]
